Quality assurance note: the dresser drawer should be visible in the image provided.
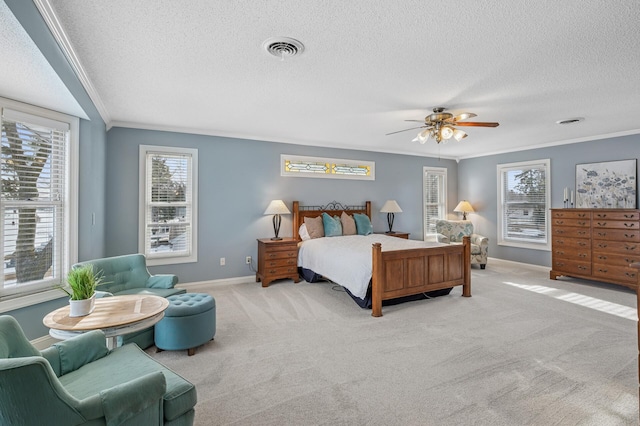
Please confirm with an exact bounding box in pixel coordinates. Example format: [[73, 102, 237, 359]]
[[551, 218, 590, 228], [552, 210, 590, 220], [552, 227, 590, 238], [592, 211, 640, 221], [552, 237, 590, 250], [592, 264, 639, 284], [593, 240, 640, 254], [592, 229, 640, 242], [552, 248, 590, 261], [592, 220, 639, 230], [552, 259, 591, 275], [592, 252, 640, 267]]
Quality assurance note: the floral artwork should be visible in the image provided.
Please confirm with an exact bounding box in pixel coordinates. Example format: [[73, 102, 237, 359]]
[[575, 159, 637, 208]]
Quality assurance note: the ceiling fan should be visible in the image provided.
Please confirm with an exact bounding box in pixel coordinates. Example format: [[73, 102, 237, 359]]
[[387, 107, 499, 144]]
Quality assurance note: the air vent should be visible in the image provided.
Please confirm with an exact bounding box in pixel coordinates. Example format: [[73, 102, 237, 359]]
[[556, 117, 585, 125], [263, 37, 305, 60]]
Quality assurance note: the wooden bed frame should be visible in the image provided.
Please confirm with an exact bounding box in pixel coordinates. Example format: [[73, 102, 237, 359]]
[[293, 201, 471, 317]]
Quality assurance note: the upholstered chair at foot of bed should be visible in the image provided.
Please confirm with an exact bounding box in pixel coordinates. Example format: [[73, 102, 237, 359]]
[[435, 219, 488, 269]]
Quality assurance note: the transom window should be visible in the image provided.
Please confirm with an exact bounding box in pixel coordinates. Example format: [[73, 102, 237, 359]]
[[281, 155, 374, 180]]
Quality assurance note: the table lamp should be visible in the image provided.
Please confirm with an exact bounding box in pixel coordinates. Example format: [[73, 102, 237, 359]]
[[380, 200, 402, 233], [264, 200, 290, 240], [454, 200, 474, 220]]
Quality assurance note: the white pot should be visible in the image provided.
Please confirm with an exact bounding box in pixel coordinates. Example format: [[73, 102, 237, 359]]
[[69, 294, 96, 317]]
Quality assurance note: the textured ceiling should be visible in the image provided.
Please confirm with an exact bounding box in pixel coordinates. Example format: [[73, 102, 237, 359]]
[[27, 1, 640, 158], [0, 1, 86, 119]]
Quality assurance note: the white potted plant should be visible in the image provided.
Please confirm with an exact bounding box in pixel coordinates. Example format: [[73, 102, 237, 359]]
[[59, 265, 103, 317]]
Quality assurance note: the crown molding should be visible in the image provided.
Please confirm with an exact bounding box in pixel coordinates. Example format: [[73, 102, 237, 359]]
[[33, 0, 111, 124]]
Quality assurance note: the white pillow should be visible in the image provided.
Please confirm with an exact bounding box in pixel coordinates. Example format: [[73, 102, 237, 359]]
[[299, 223, 311, 241]]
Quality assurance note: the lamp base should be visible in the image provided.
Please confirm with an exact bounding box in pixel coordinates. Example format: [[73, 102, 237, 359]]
[[385, 231, 396, 234], [270, 237, 283, 241]]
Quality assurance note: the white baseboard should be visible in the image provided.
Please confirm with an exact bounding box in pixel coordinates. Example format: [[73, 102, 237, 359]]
[[487, 256, 550, 272], [177, 275, 256, 290]]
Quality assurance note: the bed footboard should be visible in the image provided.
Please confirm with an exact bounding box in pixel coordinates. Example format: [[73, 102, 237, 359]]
[[371, 236, 471, 317]]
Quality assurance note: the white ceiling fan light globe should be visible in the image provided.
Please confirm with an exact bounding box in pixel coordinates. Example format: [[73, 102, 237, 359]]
[[440, 126, 454, 140], [453, 129, 467, 141]]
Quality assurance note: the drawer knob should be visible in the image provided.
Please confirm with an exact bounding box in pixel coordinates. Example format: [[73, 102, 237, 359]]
[[598, 232, 606, 237], [624, 223, 636, 228], [597, 222, 606, 226], [625, 233, 634, 238], [578, 265, 587, 270], [624, 214, 635, 218], [598, 268, 607, 273], [578, 213, 586, 218], [598, 255, 607, 260], [626, 272, 636, 278], [625, 245, 637, 251]]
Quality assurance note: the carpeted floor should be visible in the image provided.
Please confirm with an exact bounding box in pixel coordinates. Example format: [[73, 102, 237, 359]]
[[148, 260, 639, 425]]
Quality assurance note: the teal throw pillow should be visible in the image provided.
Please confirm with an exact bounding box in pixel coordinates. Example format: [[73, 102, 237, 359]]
[[353, 213, 373, 235], [322, 212, 343, 237]]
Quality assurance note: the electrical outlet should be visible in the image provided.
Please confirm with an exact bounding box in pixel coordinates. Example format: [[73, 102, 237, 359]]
[[220, 257, 225, 266], [245, 256, 252, 264]]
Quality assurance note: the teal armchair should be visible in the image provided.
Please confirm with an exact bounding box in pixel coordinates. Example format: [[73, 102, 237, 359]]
[[73, 254, 186, 348], [0, 315, 195, 426]]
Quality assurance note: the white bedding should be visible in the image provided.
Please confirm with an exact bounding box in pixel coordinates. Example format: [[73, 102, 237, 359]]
[[297, 234, 444, 299]]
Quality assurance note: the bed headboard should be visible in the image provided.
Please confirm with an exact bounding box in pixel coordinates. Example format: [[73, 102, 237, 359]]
[[292, 200, 371, 240]]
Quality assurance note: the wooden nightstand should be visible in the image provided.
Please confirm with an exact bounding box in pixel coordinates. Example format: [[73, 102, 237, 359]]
[[256, 238, 300, 287], [375, 231, 410, 239]]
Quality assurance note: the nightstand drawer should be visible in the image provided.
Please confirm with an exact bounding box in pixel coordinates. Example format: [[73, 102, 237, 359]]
[[264, 250, 297, 260], [265, 265, 298, 277], [265, 257, 297, 268]]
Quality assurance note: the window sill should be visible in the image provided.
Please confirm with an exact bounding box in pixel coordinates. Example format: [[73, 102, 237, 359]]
[[0, 288, 64, 314]]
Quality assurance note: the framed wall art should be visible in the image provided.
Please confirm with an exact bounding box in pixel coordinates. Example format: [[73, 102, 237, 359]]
[[575, 159, 637, 208]]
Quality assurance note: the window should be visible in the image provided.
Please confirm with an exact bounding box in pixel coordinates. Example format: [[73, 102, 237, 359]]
[[497, 159, 550, 250], [139, 146, 198, 266], [423, 167, 447, 240], [281, 154, 375, 180], [0, 99, 78, 300]]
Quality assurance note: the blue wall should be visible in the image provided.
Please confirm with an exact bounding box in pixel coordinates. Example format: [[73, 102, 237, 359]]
[[4, 0, 108, 339], [106, 127, 459, 282], [458, 134, 640, 266]]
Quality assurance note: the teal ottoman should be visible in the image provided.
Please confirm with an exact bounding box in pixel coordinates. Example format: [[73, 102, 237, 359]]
[[155, 293, 216, 356]]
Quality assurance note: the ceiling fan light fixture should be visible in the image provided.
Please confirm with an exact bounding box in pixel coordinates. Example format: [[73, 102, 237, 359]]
[[453, 129, 467, 141], [440, 126, 454, 140], [416, 129, 430, 144]]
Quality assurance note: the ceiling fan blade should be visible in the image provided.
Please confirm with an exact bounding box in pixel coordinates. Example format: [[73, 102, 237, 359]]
[[451, 112, 477, 122], [450, 121, 499, 127], [385, 125, 429, 136], [404, 119, 426, 123]]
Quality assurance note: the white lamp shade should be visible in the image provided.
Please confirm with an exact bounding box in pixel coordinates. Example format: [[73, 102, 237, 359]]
[[264, 200, 291, 215], [380, 200, 403, 213], [454, 200, 474, 214]]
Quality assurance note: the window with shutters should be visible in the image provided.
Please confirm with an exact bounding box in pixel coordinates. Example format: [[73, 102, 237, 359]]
[[423, 167, 447, 240], [0, 100, 78, 300], [139, 145, 198, 266], [497, 159, 551, 250]]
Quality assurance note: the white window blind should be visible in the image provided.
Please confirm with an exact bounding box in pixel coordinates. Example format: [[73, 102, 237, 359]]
[[140, 146, 198, 265], [423, 167, 447, 240], [1, 108, 69, 297], [497, 159, 550, 250]]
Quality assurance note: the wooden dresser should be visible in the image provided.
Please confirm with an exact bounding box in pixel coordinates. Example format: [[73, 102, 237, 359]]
[[256, 238, 300, 287], [550, 208, 640, 289]]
